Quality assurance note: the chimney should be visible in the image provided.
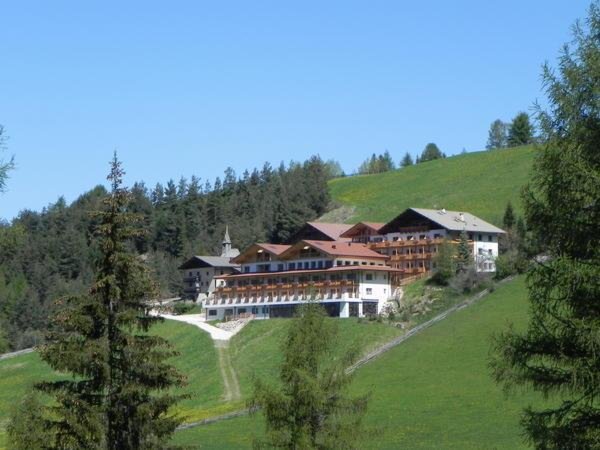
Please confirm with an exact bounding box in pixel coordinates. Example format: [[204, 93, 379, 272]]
[[332, 244, 336, 249], [442, 208, 446, 214], [459, 213, 465, 222]]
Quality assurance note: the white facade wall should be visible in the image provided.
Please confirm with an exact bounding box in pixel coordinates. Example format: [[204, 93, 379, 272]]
[[204, 269, 392, 319]]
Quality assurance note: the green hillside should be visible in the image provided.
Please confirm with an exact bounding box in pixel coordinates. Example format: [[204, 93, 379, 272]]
[[327, 145, 536, 225], [173, 277, 544, 449], [0, 317, 402, 448]]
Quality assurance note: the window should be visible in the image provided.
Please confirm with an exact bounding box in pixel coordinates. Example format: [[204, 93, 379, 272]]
[[366, 274, 373, 281], [488, 249, 493, 255], [478, 234, 482, 241], [318, 260, 323, 269], [188, 271, 192, 276], [311, 261, 316, 269], [238, 308, 246, 314], [345, 261, 350, 266], [208, 310, 217, 316], [366, 288, 373, 295], [206, 271, 209, 276], [289, 262, 296, 270], [244, 266, 250, 273], [325, 260, 333, 268], [252, 306, 258, 314], [278, 264, 284, 271], [468, 233, 473, 240], [488, 235, 493, 242], [304, 262, 309, 269]]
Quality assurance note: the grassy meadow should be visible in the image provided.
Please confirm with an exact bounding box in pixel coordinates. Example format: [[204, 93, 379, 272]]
[[327, 145, 536, 225], [172, 277, 544, 449]]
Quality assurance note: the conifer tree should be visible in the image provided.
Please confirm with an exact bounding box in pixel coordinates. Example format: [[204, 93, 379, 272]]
[[420, 143, 443, 162], [486, 119, 508, 149], [492, 4, 600, 447], [251, 302, 368, 449], [456, 230, 472, 273], [400, 152, 413, 167], [0, 125, 14, 193], [507, 112, 534, 147], [34, 154, 185, 449], [502, 201, 516, 230], [431, 239, 455, 285]]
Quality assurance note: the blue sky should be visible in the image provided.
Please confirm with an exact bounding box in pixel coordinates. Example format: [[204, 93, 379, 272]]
[[0, 0, 591, 221]]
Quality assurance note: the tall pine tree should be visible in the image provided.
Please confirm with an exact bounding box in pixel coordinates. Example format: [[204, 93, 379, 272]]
[[491, 4, 600, 447], [35, 154, 185, 449]]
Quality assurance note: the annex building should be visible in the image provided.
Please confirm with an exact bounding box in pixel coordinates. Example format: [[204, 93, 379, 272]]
[[186, 208, 505, 320]]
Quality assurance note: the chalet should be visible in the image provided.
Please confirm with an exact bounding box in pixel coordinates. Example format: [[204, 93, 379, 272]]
[[342, 208, 505, 274], [178, 227, 240, 299]]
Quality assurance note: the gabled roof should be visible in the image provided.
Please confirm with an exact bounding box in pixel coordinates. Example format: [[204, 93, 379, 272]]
[[232, 243, 291, 264], [379, 208, 505, 234], [178, 255, 240, 270], [339, 222, 386, 238], [306, 222, 354, 240], [279, 240, 387, 260]]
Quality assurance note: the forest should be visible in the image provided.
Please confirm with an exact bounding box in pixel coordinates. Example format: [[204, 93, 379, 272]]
[[0, 156, 333, 351]]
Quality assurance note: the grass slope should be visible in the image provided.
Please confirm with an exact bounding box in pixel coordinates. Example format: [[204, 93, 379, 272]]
[[0, 316, 403, 448], [173, 277, 544, 449], [0, 320, 222, 448], [327, 145, 536, 225], [230, 318, 404, 399]]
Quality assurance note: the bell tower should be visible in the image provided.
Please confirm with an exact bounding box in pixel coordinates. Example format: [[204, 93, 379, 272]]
[[221, 225, 232, 257]]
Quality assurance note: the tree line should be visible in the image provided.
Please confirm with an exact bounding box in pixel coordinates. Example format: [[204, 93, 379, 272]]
[[0, 154, 333, 351]]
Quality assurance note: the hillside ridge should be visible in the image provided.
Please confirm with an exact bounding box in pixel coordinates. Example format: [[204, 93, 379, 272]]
[[324, 145, 536, 225]]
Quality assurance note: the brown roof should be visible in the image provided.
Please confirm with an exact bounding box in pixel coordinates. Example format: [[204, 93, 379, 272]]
[[256, 243, 291, 255], [339, 222, 386, 238], [306, 222, 354, 241], [214, 264, 402, 279], [231, 243, 291, 264], [292, 240, 388, 259]]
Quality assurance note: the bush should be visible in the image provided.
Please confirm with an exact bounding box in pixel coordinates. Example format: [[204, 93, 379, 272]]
[[494, 250, 529, 280], [172, 301, 195, 315], [449, 266, 492, 295]]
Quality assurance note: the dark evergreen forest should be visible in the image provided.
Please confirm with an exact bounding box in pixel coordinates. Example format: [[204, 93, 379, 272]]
[[0, 156, 333, 351]]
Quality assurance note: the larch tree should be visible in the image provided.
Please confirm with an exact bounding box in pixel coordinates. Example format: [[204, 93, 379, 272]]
[[456, 230, 472, 273], [251, 302, 368, 449], [486, 119, 508, 149], [491, 3, 600, 448], [0, 125, 14, 193], [33, 154, 186, 449]]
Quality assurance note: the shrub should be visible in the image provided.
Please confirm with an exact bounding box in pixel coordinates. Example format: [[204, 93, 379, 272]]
[[172, 301, 195, 315]]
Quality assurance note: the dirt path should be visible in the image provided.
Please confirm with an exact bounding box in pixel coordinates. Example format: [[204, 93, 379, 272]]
[[215, 340, 241, 402]]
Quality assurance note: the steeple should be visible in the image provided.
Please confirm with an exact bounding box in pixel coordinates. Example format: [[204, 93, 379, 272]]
[[221, 225, 232, 257]]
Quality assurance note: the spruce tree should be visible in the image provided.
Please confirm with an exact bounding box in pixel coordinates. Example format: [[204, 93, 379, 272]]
[[400, 152, 413, 167], [491, 4, 600, 448], [502, 201, 516, 230], [420, 143, 443, 162], [251, 302, 368, 449], [507, 112, 534, 147], [35, 154, 185, 449]]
